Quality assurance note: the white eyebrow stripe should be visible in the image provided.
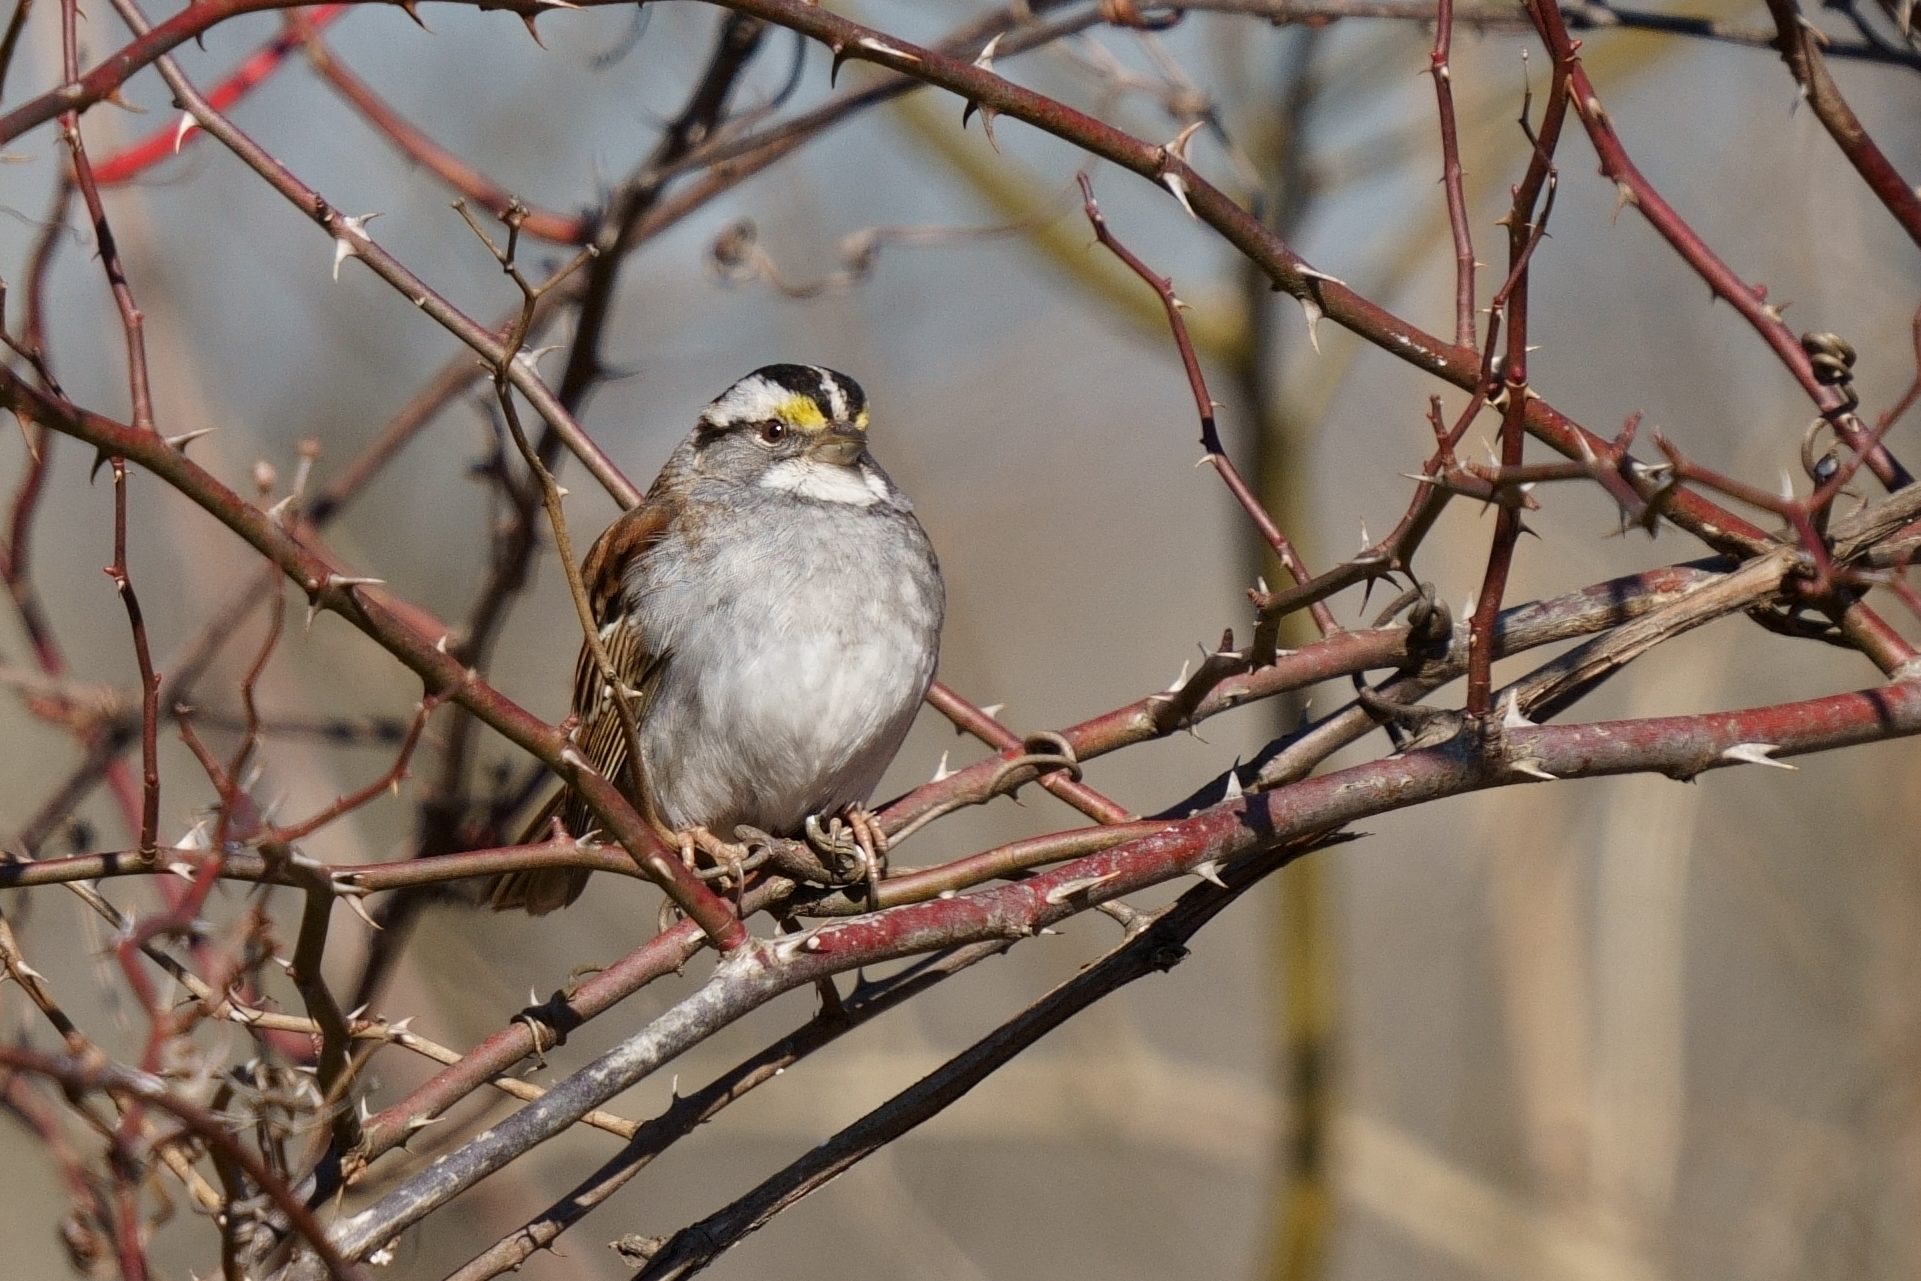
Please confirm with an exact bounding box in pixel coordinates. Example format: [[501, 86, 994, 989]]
[[705, 376, 786, 426]]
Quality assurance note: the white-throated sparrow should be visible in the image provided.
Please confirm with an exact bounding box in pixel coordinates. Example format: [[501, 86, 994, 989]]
[[488, 365, 945, 914]]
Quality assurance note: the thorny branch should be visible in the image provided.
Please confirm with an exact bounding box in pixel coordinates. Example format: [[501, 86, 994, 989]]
[[4, 0, 1921, 1278]]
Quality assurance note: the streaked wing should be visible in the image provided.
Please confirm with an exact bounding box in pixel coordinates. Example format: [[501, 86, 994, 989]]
[[557, 495, 676, 836], [491, 493, 677, 913]]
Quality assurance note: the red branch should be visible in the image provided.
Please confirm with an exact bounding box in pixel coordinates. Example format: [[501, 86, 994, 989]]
[[1524, 0, 1912, 490], [91, 5, 350, 185], [1078, 173, 1338, 637], [1430, 0, 1476, 347], [1465, 21, 1567, 716], [1760, 0, 1921, 252]]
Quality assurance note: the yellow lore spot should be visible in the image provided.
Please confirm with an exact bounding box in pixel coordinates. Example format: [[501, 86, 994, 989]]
[[777, 395, 828, 431]]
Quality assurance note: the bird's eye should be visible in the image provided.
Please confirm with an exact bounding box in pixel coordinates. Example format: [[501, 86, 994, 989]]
[[757, 420, 787, 445]]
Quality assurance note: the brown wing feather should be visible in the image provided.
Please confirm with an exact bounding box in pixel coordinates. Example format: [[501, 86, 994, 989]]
[[487, 495, 678, 915]]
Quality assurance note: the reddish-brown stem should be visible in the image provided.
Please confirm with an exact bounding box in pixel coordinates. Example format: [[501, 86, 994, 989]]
[[1524, 0, 1912, 490], [53, 0, 166, 856], [106, 460, 162, 857], [208, 554, 286, 854], [58, 121, 155, 435], [290, 13, 589, 244], [0, 180, 144, 840], [925, 680, 1134, 824], [1760, 0, 1921, 253], [1878, 305, 1921, 439], [1078, 173, 1338, 637], [1431, 0, 1476, 347], [1464, 22, 1566, 716], [91, 5, 350, 184], [266, 695, 443, 844]]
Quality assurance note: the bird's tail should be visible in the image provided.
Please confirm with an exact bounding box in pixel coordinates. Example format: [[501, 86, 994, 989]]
[[484, 788, 591, 916]]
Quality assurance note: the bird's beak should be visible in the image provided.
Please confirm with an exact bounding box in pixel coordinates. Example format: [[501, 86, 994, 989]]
[[807, 425, 866, 467]]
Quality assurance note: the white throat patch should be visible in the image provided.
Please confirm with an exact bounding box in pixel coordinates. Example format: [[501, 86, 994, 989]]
[[759, 457, 889, 506]]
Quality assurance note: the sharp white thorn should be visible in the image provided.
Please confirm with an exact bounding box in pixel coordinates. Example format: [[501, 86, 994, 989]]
[[1296, 263, 1347, 287], [513, 344, 565, 373], [1509, 758, 1556, 781], [1042, 870, 1120, 905], [1164, 118, 1205, 161], [1501, 689, 1530, 729], [773, 928, 822, 961], [856, 34, 919, 62], [173, 112, 197, 153], [1192, 860, 1228, 887], [1161, 170, 1198, 219], [342, 894, 383, 930], [1721, 741, 1796, 770], [331, 211, 382, 282], [1298, 293, 1324, 353]]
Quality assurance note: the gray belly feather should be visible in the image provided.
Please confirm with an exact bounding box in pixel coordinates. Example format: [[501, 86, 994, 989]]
[[626, 492, 941, 836]]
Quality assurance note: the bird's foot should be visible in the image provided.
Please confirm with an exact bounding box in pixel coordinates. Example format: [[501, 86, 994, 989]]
[[670, 827, 770, 916], [804, 806, 888, 902]]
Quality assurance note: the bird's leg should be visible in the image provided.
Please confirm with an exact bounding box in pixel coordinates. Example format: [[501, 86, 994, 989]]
[[691, 825, 743, 868]]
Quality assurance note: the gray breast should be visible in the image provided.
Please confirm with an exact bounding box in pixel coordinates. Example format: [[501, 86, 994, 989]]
[[626, 480, 943, 836]]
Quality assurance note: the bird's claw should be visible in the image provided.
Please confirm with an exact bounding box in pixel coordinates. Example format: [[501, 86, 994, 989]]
[[800, 809, 888, 897]]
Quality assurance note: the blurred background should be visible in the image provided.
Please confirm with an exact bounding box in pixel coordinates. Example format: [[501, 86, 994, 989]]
[[4, 1, 1921, 1277]]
